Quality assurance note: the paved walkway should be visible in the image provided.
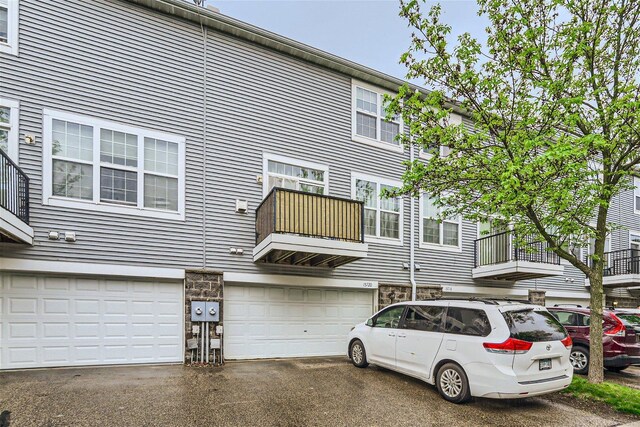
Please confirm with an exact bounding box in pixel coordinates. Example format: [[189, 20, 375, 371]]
[[0, 358, 638, 426]]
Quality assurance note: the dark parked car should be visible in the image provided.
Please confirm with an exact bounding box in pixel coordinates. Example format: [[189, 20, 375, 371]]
[[547, 306, 640, 374], [614, 309, 640, 334]]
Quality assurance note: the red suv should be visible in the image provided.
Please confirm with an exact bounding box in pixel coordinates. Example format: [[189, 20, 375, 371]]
[[547, 306, 640, 374]]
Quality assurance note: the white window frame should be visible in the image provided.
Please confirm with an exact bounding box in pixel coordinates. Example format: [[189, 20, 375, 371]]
[[634, 177, 640, 215], [0, 0, 18, 55], [0, 97, 18, 162], [630, 230, 640, 251], [42, 109, 186, 220], [419, 193, 462, 252], [262, 153, 329, 197], [351, 80, 404, 154], [351, 172, 403, 246], [418, 113, 462, 160]]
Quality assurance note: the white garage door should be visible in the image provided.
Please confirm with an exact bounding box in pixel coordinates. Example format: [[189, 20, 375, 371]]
[[0, 273, 183, 369], [224, 285, 374, 359]]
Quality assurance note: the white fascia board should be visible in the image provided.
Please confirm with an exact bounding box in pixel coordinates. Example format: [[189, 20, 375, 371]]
[[471, 261, 564, 279], [253, 234, 368, 262], [0, 258, 185, 280], [585, 275, 640, 289], [441, 283, 591, 300], [224, 272, 378, 290], [0, 209, 34, 245]]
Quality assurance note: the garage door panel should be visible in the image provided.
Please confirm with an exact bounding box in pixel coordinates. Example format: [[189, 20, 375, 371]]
[[1, 273, 183, 369], [224, 285, 374, 359]]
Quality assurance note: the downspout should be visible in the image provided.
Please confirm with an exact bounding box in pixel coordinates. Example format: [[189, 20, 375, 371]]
[[410, 145, 417, 301]]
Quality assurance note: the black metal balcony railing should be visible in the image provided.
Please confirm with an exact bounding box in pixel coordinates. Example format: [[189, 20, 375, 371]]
[[0, 148, 29, 224], [603, 249, 640, 277], [474, 230, 560, 267], [255, 187, 365, 246]]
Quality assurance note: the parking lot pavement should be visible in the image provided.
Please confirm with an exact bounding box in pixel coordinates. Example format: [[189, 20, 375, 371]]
[[602, 365, 640, 389], [0, 357, 638, 427]]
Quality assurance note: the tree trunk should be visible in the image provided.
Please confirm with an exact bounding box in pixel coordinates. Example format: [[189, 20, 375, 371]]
[[587, 273, 605, 383]]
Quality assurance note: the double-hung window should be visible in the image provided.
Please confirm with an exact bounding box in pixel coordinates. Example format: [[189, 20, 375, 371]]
[[352, 82, 402, 152], [263, 154, 328, 196], [0, 0, 18, 55], [420, 195, 461, 251], [0, 97, 18, 161], [353, 174, 402, 244], [43, 110, 185, 220], [635, 177, 640, 214]]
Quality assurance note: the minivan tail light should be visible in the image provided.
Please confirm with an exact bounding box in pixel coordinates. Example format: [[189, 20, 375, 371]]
[[605, 317, 626, 337], [561, 335, 573, 349], [483, 338, 532, 354]]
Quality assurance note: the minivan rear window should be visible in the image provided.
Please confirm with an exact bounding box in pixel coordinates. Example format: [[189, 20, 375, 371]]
[[503, 309, 567, 342]]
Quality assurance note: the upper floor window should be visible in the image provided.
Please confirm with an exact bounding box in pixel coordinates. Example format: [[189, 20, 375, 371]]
[[418, 113, 462, 159], [43, 110, 185, 220], [0, 97, 18, 161], [352, 82, 403, 153], [0, 0, 18, 55], [635, 177, 640, 214], [352, 173, 403, 245], [420, 195, 461, 251], [262, 154, 328, 197], [630, 231, 640, 253]]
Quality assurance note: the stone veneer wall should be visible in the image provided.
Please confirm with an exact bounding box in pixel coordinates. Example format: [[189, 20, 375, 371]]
[[184, 270, 224, 364], [528, 290, 546, 306], [378, 284, 443, 309]]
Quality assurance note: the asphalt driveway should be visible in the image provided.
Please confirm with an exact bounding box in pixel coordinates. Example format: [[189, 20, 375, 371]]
[[0, 358, 638, 427]]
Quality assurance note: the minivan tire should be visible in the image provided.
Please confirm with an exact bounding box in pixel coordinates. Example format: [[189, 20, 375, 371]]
[[436, 363, 472, 403], [570, 346, 590, 375], [349, 340, 369, 368]]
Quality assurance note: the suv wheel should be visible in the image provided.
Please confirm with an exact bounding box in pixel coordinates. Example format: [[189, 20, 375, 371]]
[[349, 340, 369, 368], [570, 347, 589, 375], [436, 363, 471, 403]]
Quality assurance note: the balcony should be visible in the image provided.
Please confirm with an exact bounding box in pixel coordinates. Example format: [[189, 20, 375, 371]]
[[254, 188, 368, 267], [0, 149, 33, 244], [472, 231, 563, 281], [585, 249, 640, 288]]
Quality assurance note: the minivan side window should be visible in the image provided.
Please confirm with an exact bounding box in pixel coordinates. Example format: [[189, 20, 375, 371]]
[[372, 306, 405, 329], [444, 307, 492, 337], [403, 305, 445, 332]]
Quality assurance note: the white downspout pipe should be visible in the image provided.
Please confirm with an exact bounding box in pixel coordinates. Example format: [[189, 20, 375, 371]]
[[410, 145, 417, 301]]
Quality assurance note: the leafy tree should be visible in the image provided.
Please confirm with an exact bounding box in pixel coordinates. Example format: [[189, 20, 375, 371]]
[[388, 0, 640, 383]]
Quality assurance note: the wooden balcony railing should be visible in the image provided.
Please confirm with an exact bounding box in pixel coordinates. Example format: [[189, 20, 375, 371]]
[[255, 187, 364, 246]]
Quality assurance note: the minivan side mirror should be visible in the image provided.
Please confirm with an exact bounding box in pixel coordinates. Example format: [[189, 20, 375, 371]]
[[366, 318, 374, 327]]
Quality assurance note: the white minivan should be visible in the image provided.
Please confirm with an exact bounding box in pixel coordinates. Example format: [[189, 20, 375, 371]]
[[347, 298, 573, 403]]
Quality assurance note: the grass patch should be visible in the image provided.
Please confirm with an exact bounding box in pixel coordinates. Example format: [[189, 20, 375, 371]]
[[561, 376, 640, 415]]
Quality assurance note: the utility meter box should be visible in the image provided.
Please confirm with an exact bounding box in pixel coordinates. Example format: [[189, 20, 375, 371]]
[[191, 301, 206, 322], [210, 338, 221, 349], [205, 301, 220, 322]]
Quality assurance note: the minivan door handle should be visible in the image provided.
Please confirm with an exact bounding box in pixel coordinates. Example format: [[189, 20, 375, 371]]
[[388, 333, 396, 337], [397, 334, 407, 338]]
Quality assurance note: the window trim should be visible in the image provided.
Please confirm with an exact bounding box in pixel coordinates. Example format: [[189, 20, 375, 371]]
[[634, 177, 640, 215], [419, 193, 462, 252], [351, 80, 404, 154], [418, 113, 462, 160], [0, 0, 18, 55], [42, 109, 186, 221], [262, 153, 329, 198], [0, 97, 18, 162], [351, 171, 404, 246]]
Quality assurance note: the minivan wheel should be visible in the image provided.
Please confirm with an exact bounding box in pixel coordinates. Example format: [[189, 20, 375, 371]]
[[570, 347, 589, 375], [436, 363, 471, 403], [349, 340, 368, 368]]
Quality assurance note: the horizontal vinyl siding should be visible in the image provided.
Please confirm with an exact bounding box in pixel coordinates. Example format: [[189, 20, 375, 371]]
[[0, 0, 205, 268], [204, 30, 410, 282]]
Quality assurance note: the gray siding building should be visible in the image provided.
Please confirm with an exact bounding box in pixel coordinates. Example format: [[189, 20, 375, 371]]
[[0, 0, 637, 369]]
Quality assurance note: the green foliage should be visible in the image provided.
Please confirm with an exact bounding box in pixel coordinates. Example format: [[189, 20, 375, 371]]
[[562, 376, 640, 415], [391, 0, 640, 383]]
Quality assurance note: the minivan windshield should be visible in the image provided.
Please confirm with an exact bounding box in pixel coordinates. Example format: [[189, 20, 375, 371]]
[[503, 309, 567, 342]]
